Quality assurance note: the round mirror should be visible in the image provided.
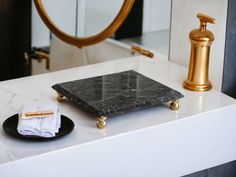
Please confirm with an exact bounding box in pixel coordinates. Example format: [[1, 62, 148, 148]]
[[34, 0, 134, 47]]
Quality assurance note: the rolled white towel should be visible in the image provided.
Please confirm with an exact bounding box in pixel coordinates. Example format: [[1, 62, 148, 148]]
[[17, 105, 61, 138]]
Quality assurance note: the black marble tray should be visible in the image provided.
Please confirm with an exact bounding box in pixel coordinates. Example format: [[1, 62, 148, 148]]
[[52, 70, 184, 117]]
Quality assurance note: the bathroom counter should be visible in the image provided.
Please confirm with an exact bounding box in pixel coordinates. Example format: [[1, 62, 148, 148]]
[[0, 55, 236, 177]]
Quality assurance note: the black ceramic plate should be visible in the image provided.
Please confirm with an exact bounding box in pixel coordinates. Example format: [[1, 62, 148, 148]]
[[2, 114, 74, 141]]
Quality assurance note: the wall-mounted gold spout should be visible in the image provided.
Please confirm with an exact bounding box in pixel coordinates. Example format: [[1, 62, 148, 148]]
[[183, 13, 216, 92], [131, 45, 154, 58]]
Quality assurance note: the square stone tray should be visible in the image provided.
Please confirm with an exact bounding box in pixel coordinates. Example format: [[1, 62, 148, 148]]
[[52, 70, 184, 128]]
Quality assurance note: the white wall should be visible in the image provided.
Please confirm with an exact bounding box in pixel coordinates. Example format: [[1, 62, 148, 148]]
[[43, 0, 77, 35], [169, 0, 228, 91], [84, 0, 123, 36], [31, 3, 50, 47], [143, 0, 171, 33], [32, 0, 77, 47]]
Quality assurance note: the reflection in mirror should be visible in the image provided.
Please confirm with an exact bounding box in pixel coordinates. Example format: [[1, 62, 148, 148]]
[[82, 0, 124, 37], [32, 0, 134, 74], [118, 0, 171, 55], [42, 0, 77, 36], [42, 0, 124, 37], [31, 0, 172, 75], [35, 0, 134, 47]]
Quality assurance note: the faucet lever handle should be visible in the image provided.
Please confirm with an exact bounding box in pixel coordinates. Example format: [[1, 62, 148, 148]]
[[197, 13, 216, 24]]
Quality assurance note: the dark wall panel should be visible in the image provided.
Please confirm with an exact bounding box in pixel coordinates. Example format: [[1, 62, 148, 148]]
[[113, 0, 143, 39], [222, 0, 236, 98], [184, 160, 236, 177], [0, 0, 31, 81]]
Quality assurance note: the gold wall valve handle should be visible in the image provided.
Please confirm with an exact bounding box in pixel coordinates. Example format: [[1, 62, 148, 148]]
[[24, 48, 50, 70], [183, 13, 216, 92]]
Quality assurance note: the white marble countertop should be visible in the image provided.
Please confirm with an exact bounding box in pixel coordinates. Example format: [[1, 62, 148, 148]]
[[0, 55, 236, 177]]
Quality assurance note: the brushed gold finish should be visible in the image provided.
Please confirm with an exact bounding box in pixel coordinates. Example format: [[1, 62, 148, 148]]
[[96, 116, 107, 129], [24, 111, 54, 117], [170, 100, 179, 111], [197, 13, 216, 30], [24, 52, 30, 66], [131, 45, 154, 58], [24, 50, 50, 69], [183, 13, 216, 92], [34, 0, 135, 48], [34, 51, 50, 70], [57, 93, 68, 102]]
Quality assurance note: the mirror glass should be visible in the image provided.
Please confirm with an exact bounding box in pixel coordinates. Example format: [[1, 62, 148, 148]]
[[118, 0, 172, 56], [32, 0, 172, 75], [83, 0, 124, 37], [41, 0, 124, 37]]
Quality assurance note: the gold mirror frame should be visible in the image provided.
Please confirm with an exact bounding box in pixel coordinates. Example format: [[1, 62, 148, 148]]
[[34, 0, 135, 47]]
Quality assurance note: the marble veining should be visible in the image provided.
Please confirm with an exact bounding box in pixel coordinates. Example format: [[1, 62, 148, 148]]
[[0, 56, 235, 167], [52, 70, 184, 117]]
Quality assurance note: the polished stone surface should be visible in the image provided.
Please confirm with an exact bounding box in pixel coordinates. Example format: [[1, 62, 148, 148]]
[[52, 70, 184, 117], [0, 56, 236, 177]]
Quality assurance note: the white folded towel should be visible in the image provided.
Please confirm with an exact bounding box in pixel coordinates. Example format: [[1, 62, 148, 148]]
[[17, 105, 61, 138]]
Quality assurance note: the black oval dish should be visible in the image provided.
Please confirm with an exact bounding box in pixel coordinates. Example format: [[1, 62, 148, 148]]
[[2, 114, 74, 141]]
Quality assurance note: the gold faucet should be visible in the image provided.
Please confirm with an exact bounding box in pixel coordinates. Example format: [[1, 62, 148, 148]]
[[183, 13, 216, 92]]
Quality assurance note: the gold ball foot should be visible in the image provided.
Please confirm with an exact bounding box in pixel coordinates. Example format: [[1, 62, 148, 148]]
[[96, 116, 107, 129], [170, 100, 179, 111], [57, 93, 68, 102]]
